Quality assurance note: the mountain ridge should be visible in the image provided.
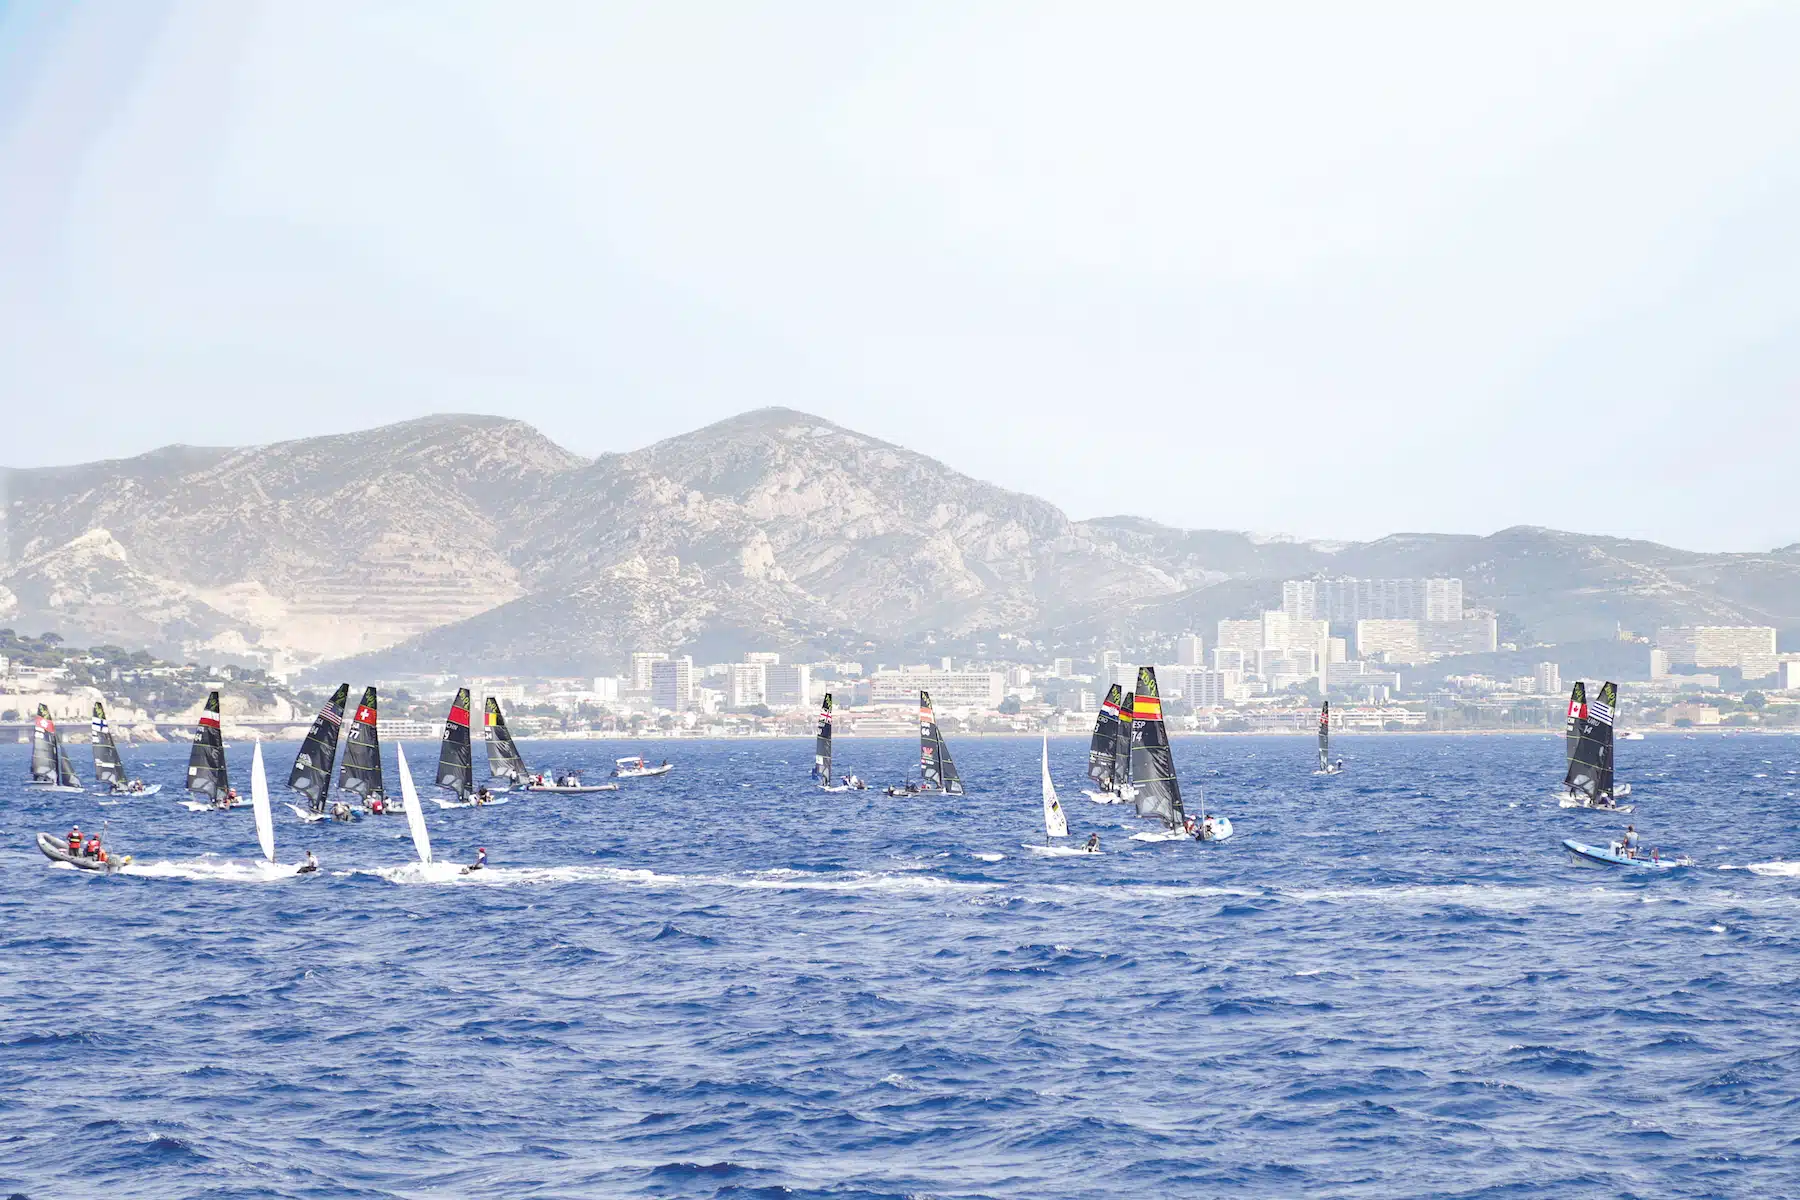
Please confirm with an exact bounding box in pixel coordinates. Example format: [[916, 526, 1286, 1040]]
[[3, 409, 1796, 671]]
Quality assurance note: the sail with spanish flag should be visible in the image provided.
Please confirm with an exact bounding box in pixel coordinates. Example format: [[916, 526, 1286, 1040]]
[[1127, 667, 1184, 830]]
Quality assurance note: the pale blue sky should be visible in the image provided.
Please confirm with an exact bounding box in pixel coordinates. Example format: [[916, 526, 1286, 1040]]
[[2, 1, 1796, 550]]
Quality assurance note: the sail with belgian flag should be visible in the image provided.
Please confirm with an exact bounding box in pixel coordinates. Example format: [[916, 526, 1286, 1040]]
[[484, 696, 530, 786]]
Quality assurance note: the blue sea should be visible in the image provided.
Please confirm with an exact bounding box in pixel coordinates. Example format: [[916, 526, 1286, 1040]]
[[4, 733, 1799, 1199]]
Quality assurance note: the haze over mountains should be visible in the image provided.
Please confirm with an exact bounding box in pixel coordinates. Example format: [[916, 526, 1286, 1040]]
[[3, 408, 1796, 675]]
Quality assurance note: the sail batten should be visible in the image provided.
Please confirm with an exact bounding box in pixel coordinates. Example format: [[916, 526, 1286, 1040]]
[[289, 684, 348, 808], [918, 691, 964, 795], [186, 690, 229, 800], [1087, 685, 1123, 789], [813, 694, 834, 784], [484, 697, 529, 785], [92, 702, 125, 787], [436, 688, 473, 800], [338, 686, 385, 800], [1128, 667, 1184, 829]]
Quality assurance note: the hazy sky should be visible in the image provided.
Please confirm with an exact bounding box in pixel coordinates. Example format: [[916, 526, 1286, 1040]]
[[2, 2, 1796, 550]]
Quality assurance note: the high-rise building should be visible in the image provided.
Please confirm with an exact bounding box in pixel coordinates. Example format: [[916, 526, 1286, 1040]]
[[1283, 577, 1464, 623], [762, 664, 812, 709], [728, 663, 767, 708], [590, 677, 621, 702], [1534, 662, 1561, 695], [1052, 657, 1074, 678], [745, 651, 782, 665], [649, 657, 694, 711], [1099, 650, 1121, 673], [1187, 668, 1242, 707], [630, 651, 668, 691], [1215, 620, 1262, 661], [1107, 663, 1137, 691], [1175, 634, 1204, 666], [1654, 626, 1778, 677]]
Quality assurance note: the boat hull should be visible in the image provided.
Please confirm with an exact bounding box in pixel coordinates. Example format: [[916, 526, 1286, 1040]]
[[1561, 839, 1690, 870], [1558, 795, 1634, 815], [615, 765, 673, 779], [26, 782, 87, 793], [36, 832, 122, 871], [524, 783, 618, 793]]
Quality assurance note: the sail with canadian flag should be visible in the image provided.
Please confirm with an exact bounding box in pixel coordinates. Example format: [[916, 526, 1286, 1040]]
[[436, 687, 473, 800], [338, 686, 386, 801], [186, 690, 229, 800], [1564, 680, 1617, 803]]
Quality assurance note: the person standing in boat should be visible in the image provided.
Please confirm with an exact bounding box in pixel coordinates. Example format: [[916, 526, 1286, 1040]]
[[1621, 824, 1640, 857]]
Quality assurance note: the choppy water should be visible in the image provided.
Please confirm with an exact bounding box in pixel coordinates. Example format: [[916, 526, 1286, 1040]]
[[4, 733, 1799, 1199]]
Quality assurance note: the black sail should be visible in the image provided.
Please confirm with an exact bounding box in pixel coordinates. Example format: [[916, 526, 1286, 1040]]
[[58, 739, 82, 787], [338, 686, 385, 800], [484, 696, 529, 785], [1564, 680, 1617, 801], [1113, 690, 1135, 793], [1087, 684, 1123, 788], [289, 683, 348, 808], [1562, 682, 1585, 781], [918, 690, 964, 795], [437, 688, 473, 800], [1128, 667, 1185, 829], [91, 701, 125, 788], [813, 693, 834, 782], [186, 690, 229, 800], [30, 704, 58, 782], [1318, 700, 1330, 771]]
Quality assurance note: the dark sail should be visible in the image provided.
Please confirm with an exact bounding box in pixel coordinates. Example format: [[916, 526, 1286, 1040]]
[[338, 686, 385, 800], [1128, 667, 1185, 829], [91, 701, 125, 788], [1113, 690, 1135, 793], [918, 690, 964, 795], [186, 690, 229, 800], [57, 739, 82, 787], [436, 687, 473, 800], [1318, 701, 1330, 771], [484, 696, 529, 785], [1563, 682, 1585, 780], [1087, 684, 1123, 788], [813, 693, 834, 782], [1564, 680, 1617, 801], [289, 683, 348, 808], [30, 704, 58, 782]]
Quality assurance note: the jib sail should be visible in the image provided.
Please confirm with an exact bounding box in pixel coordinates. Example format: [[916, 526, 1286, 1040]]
[[1088, 684, 1123, 789], [338, 686, 385, 800], [1128, 667, 1185, 830], [289, 683, 348, 808], [484, 696, 529, 785], [919, 690, 964, 795], [187, 690, 229, 800], [437, 688, 473, 800], [813, 693, 834, 783], [91, 701, 125, 788], [1564, 680, 1617, 802]]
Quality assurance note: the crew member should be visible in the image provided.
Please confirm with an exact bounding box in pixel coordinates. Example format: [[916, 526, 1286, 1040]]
[[1085, 832, 1101, 853], [297, 850, 319, 874], [471, 846, 488, 871], [1622, 824, 1640, 856], [68, 826, 83, 856]]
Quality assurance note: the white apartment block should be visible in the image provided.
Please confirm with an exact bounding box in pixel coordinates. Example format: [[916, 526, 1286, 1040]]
[[1534, 662, 1561, 695], [1283, 577, 1464, 623], [1215, 620, 1262, 660], [728, 663, 766, 708], [649, 657, 694, 711], [1175, 635, 1205, 666], [1654, 626, 1778, 678], [868, 670, 1006, 709], [630, 651, 668, 691], [763, 664, 812, 709]]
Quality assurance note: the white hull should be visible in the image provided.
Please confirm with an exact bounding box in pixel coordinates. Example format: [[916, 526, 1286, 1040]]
[[1558, 795, 1634, 815], [615, 765, 673, 779], [26, 782, 87, 793], [180, 799, 245, 812], [1082, 789, 1130, 805], [1022, 842, 1102, 857], [525, 783, 619, 793], [431, 796, 512, 809]]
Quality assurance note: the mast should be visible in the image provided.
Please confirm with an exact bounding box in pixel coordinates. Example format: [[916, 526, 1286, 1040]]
[[1128, 666, 1185, 830], [436, 687, 473, 800], [1087, 684, 1123, 790], [186, 690, 229, 800], [1041, 734, 1068, 838], [918, 690, 964, 794], [91, 701, 125, 789], [289, 683, 348, 810], [813, 693, 834, 783], [30, 704, 58, 782], [1564, 680, 1617, 802], [338, 686, 385, 801], [1318, 700, 1330, 771], [483, 696, 529, 785]]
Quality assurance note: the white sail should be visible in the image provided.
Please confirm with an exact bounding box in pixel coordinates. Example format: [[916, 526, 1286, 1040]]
[[396, 743, 433, 865], [250, 742, 276, 864], [1041, 735, 1068, 838]]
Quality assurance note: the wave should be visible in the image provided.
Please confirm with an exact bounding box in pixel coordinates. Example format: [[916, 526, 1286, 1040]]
[[120, 856, 310, 883]]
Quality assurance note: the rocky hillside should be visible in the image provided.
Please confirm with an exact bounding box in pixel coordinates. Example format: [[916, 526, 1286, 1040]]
[[4, 408, 1796, 672]]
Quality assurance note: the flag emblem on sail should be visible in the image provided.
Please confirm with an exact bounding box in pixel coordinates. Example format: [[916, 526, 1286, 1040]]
[[1588, 698, 1613, 725]]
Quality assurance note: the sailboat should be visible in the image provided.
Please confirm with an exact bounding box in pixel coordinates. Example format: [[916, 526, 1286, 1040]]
[[250, 742, 316, 874], [814, 693, 859, 791], [888, 691, 965, 795], [432, 688, 485, 805], [26, 704, 86, 792], [288, 684, 351, 822], [1560, 680, 1632, 812], [180, 691, 235, 811], [90, 701, 158, 795], [1080, 684, 1127, 803], [1125, 667, 1232, 843], [1023, 734, 1096, 856], [1313, 700, 1344, 775], [339, 687, 393, 813], [483, 697, 531, 791]]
